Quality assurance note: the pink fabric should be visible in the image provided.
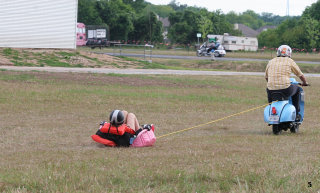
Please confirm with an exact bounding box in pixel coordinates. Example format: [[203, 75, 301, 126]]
[[131, 129, 156, 147]]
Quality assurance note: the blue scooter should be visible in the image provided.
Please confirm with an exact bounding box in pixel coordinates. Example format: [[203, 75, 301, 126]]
[[264, 78, 309, 135]]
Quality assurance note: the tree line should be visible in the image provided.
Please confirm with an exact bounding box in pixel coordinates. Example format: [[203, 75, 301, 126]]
[[78, 0, 319, 50], [258, 0, 320, 51]]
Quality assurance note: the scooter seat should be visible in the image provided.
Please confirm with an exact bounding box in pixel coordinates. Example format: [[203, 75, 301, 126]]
[[271, 92, 289, 101]]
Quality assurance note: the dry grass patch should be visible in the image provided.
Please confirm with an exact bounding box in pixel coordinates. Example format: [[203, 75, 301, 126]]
[[0, 71, 319, 192], [0, 48, 144, 68]]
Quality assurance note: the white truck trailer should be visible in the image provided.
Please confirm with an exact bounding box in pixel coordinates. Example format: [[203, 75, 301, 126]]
[[0, 0, 78, 49], [208, 34, 258, 51]]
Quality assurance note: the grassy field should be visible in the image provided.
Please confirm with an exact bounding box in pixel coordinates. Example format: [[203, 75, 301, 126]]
[[0, 71, 319, 192]]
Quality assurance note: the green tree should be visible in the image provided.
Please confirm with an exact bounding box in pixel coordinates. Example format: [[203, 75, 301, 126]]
[[129, 11, 163, 43], [123, 0, 147, 13], [143, 4, 174, 18], [258, 18, 309, 49], [303, 0, 320, 20], [210, 10, 241, 36], [225, 10, 266, 30], [198, 15, 213, 39], [303, 18, 320, 48], [168, 22, 193, 44], [95, 0, 135, 41], [258, 0, 320, 49], [168, 11, 183, 25], [168, 10, 201, 43], [78, 0, 103, 25], [225, 11, 238, 24], [258, 29, 279, 48], [302, 0, 320, 49]]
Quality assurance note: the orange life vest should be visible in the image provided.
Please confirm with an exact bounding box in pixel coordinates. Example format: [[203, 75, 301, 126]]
[[91, 134, 116, 146], [91, 123, 135, 147], [100, 123, 135, 135]]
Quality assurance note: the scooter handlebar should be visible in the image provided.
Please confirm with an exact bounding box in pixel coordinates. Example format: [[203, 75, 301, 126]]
[[298, 83, 311, 86]]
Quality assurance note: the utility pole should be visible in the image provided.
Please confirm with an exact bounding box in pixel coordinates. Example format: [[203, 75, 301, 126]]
[[149, 11, 152, 43], [286, 0, 290, 17]]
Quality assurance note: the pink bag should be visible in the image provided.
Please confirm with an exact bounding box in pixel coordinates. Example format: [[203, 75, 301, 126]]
[[131, 129, 156, 147]]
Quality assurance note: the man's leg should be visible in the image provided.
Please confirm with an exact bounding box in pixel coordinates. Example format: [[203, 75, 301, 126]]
[[126, 113, 140, 131], [207, 47, 212, 53], [284, 85, 300, 114], [290, 85, 300, 114], [266, 88, 272, 103], [122, 110, 128, 124]]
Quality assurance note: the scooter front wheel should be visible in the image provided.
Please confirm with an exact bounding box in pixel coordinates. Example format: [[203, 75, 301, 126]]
[[272, 125, 281, 135]]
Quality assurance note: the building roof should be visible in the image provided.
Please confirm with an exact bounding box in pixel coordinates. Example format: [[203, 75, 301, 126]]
[[159, 17, 170, 28], [234, 23, 259, 37], [256, 25, 277, 33]]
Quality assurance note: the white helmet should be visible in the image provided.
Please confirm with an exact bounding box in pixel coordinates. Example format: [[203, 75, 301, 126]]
[[277, 45, 292, 57]]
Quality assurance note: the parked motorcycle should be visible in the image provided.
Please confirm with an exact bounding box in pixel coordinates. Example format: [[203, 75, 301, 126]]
[[263, 78, 310, 135]]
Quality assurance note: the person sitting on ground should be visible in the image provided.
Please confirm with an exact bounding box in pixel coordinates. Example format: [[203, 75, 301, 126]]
[[265, 45, 309, 121], [92, 110, 154, 147]]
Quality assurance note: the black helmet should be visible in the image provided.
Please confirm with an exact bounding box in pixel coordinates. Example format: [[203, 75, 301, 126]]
[[109, 110, 124, 126]]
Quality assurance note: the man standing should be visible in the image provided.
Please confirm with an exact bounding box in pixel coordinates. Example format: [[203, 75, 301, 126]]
[[265, 45, 309, 121]]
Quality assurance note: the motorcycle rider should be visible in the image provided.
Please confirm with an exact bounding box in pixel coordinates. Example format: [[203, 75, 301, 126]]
[[206, 39, 216, 54], [265, 45, 309, 121]]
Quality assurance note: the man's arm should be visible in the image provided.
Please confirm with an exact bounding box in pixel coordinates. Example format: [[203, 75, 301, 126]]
[[299, 75, 308, 86], [290, 60, 307, 85], [265, 67, 268, 82]]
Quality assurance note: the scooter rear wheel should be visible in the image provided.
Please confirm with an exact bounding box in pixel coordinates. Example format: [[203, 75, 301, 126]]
[[272, 125, 281, 135], [290, 124, 299, 133]]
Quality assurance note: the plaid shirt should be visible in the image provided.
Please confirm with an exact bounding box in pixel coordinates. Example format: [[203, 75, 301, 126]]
[[265, 57, 303, 90]]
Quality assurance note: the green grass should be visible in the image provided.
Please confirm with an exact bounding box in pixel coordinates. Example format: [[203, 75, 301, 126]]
[[115, 55, 194, 70], [0, 73, 36, 81], [116, 55, 139, 62], [39, 59, 72, 67], [141, 62, 188, 70], [57, 51, 78, 57], [2, 48, 16, 56], [0, 71, 320, 193]]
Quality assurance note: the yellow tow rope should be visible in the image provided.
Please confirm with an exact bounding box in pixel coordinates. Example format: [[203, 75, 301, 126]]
[[157, 102, 273, 139]]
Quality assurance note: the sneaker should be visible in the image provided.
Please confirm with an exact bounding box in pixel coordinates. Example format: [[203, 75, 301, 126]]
[[142, 124, 155, 132], [295, 114, 301, 122]]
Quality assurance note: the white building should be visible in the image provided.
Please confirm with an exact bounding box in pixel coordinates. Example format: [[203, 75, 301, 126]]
[[208, 34, 258, 52], [0, 0, 78, 49]]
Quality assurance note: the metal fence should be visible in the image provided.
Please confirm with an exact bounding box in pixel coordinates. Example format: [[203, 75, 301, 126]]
[[112, 44, 153, 63]]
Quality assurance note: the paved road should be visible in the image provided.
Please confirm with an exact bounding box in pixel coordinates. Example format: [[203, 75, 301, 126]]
[[1, 66, 320, 77], [101, 52, 320, 65]]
